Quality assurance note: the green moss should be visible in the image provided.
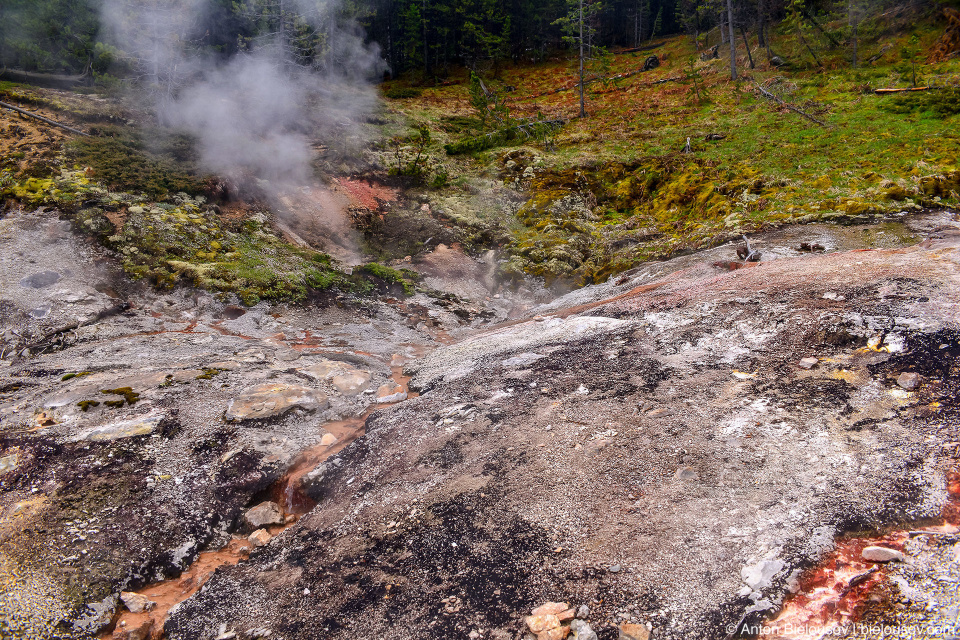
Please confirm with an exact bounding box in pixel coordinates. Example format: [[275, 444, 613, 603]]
[[357, 263, 418, 295], [65, 126, 206, 198], [62, 372, 92, 381], [383, 86, 423, 99], [880, 87, 960, 118], [504, 159, 765, 284], [196, 368, 222, 380], [77, 400, 100, 412], [100, 387, 139, 406]]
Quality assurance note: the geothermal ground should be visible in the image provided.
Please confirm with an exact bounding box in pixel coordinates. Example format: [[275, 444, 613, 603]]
[[1, 202, 958, 640]]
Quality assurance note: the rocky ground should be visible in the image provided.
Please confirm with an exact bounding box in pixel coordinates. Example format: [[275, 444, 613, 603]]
[[1, 204, 959, 640]]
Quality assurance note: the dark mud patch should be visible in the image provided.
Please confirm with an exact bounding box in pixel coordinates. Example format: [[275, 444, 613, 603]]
[[166, 489, 562, 640]]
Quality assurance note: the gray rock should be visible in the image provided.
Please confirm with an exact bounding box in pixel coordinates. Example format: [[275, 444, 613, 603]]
[[798, 357, 818, 369], [741, 559, 784, 591], [375, 382, 407, 404], [119, 591, 155, 613], [896, 372, 920, 390], [248, 529, 272, 547], [701, 45, 720, 60], [19, 271, 61, 288], [70, 414, 163, 442], [243, 501, 284, 529], [225, 383, 328, 421], [646, 407, 675, 418], [332, 370, 372, 396], [862, 546, 904, 562], [275, 349, 301, 362], [29, 303, 52, 319], [675, 466, 698, 481], [0, 452, 19, 474], [576, 604, 590, 619], [609, 564, 622, 573], [571, 619, 598, 640], [298, 361, 343, 381]]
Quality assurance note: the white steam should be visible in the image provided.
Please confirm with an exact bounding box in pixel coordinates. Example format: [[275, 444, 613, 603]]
[[166, 54, 315, 184], [100, 0, 385, 186]]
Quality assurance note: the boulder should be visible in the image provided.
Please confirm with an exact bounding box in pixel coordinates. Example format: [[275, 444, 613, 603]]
[[896, 372, 921, 390], [619, 623, 650, 640], [249, 529, 272, 547], [862, 546, 904, 562], [70, 414, 163, 442], [332, 370, 371, 396], [243, 501, 283, 529], [375, 383, 408, 404], [570, 620, 598, 640], [701, 45, 720, 60], [119, 591, 155, 613], [225, 384, 328, 421]]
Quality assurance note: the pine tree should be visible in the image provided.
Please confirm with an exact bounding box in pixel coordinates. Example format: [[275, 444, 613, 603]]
[[554, 0, 604, 118]]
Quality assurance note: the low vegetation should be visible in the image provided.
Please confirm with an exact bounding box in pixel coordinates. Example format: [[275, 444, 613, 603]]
[[379, 3, 960, 284], [1, 1, 958, 294]]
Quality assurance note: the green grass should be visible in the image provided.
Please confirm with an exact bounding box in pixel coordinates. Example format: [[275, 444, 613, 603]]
[[379, 8, 960, 284]]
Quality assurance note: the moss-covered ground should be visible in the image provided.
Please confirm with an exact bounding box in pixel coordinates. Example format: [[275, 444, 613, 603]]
[[378, 3, 960, 284], [2, 3, 958, 294], [0, 102, 418, 305]]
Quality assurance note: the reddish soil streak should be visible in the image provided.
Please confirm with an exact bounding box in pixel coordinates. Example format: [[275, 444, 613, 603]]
[[762, 534, 904, 639], [274, 366, 419, 515], [101, 367, 417, 639], [763, 467, 960, 639], [101, 538, 252, 640], [334, 178, 398, 211]]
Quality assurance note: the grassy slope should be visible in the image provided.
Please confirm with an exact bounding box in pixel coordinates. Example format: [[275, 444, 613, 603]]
[[380, 3, 960, 285], [1, 5, 957, 297]]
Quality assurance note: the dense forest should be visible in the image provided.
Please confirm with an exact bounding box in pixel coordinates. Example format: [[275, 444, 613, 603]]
[[0, 0, 921, 79]]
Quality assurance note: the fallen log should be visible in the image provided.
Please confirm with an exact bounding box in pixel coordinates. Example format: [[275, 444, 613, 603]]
[[753, 81, 827, 127], [0, 100, 89, 136], [874, 86, 930, 94]]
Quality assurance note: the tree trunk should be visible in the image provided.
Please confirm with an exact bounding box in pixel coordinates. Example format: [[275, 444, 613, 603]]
[[849, 0, 859, 68], [741, 26, 755, 69], [727, 0, 737, 80], [423, 0, 429, 77], [579, 0, 586, 118], [797, 27, 822, 67], [852, 22, 858, 68]]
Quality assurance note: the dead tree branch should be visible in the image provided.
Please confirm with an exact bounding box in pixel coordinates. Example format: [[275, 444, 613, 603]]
[[0, 100, 90, 136], [753, 81, 827, 127]]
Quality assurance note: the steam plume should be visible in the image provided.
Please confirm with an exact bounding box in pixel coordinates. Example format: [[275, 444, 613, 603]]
[[100, 0, 384, 186]]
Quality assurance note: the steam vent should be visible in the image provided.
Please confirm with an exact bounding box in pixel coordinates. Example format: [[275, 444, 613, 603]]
[[1, 1, 960, 639]]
